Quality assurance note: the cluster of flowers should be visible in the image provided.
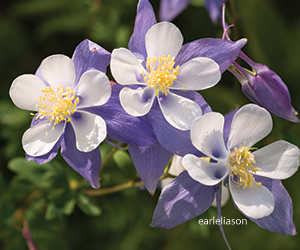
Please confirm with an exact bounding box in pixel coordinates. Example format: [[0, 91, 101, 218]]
[[9, 0, 300, 247]]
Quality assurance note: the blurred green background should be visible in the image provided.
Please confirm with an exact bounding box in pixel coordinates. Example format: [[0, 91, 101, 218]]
[[1, 0, 300, 249]]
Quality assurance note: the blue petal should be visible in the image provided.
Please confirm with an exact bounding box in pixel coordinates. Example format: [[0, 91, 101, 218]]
[[127, 141, 172, 195], [205, 0, 227, 24], [147, 91, 211, 157], [72, 39, 111, 85], [159, 0, 192, 22], [84, 84, 156, 146], [175, 38, 247, 73], [61, 123, 101, 189], [151, 171, 216, 229], [128, 0, 157, 60], [223, 108, 238, 144], [245, 175, 296, 235]]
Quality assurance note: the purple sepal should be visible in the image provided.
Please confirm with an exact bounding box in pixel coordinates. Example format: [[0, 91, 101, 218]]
[[147, 91, 211, 157], [223, 108, 238, 144], [61, 123, 101, 189], [241, 67, 299, 123], [248, 175, 296, 235], [129, 0, 157, 60], [175, 38, 247, 73], [127, 141, 172, 195], [159, 0, 192, 22], [151, 171, 216, 229], [205, 0, 227, 24], [85, 84, 156, 146], [72, 39, 111, 85]]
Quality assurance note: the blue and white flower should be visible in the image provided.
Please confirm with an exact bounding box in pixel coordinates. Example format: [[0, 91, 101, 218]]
[[9, 41, 112, 188], [182, 104, 300, 219], [111, 21, 221, 130]]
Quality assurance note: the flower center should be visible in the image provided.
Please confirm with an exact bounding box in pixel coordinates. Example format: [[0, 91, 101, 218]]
[[143, 55, 181, 96], [228, 145, 261, 189], [35, 84, 79, 134]]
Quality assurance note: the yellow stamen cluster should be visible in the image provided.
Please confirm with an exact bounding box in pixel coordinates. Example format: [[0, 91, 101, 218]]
[[36, 84, 79, 134], [143, 55, 181, 96], [228, 145, 261, 189]]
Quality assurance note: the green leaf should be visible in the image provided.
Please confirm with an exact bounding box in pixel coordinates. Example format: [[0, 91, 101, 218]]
[[77, 193, 101, 217]]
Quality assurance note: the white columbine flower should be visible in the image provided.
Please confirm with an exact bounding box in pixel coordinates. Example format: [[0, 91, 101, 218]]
[[110, 21, 221, 130], [182, 104, 300, 219], [9, 54, 111, 157]]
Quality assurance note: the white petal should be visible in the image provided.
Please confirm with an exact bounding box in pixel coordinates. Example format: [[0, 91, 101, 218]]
[[22, 120, 65, 156], [172, 57, 220, 90], [145, 22, 183, 58], [75, 70, 111, 109], [253, 140, 300, 179], [227, 104, 272, 150], [119, 87, 155, 116], [190, 112, 228, 161], [211, 184, 230, 207], [40, 54, 75, 90], [110, 48, 146, 85], [169, 155, 185, 176], [158, 92, 202, 130], [182, 154, 229, 186], [9, 74, 47, 111], [70, 111, 106, 152], [229, 179, 274, 219]]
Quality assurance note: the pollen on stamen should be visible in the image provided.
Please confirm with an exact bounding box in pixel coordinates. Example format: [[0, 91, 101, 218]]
[[228, 144, 261, 189], [143, 54, 182, 96], [35, 85, 79, 135]]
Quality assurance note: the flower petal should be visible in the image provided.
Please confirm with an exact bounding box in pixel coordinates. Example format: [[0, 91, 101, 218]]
[[89, 84, 157, 146], [158, 92, 202, 130], [182, 154, 229, 186], [227, 104, 272, 150], [190, 112, 228, 161], [110, 48, 146, 85], [70, 111, 106, 152], [127, 141, 172, 195], [76, 70, 111, 109], [61, 123, 101, 189], [159, 0, 192, 21], [9, 74, 47, 111], [151, 171, 216, 229], [72, 39, 111, 85], [253, 140, 300, 179], [248, 175, 296, 235], [120, 87, 155, 116], [145, 22, 183, 58], [230, 179, 274, 219], [22, 120, 65, 157], [211, 183, 230, 207], [40, 54, 75, 90], [172, 57, 220, 90], [175, 38, 247, 73], [129, 0, 157, 60]]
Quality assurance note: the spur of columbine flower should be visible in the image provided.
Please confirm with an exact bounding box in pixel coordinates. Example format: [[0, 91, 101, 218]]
[[111, 21, 221, 130], [9, 40, 112, 188], [151, 104, 299, 235]]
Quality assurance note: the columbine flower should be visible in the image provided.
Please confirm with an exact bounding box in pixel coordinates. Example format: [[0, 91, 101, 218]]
[[111, 21, 221, 130], [182, 104, 299, 219], [229, 51, 299, 122], [151, 104, 299, 235], [9, 44, 111, 188]]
